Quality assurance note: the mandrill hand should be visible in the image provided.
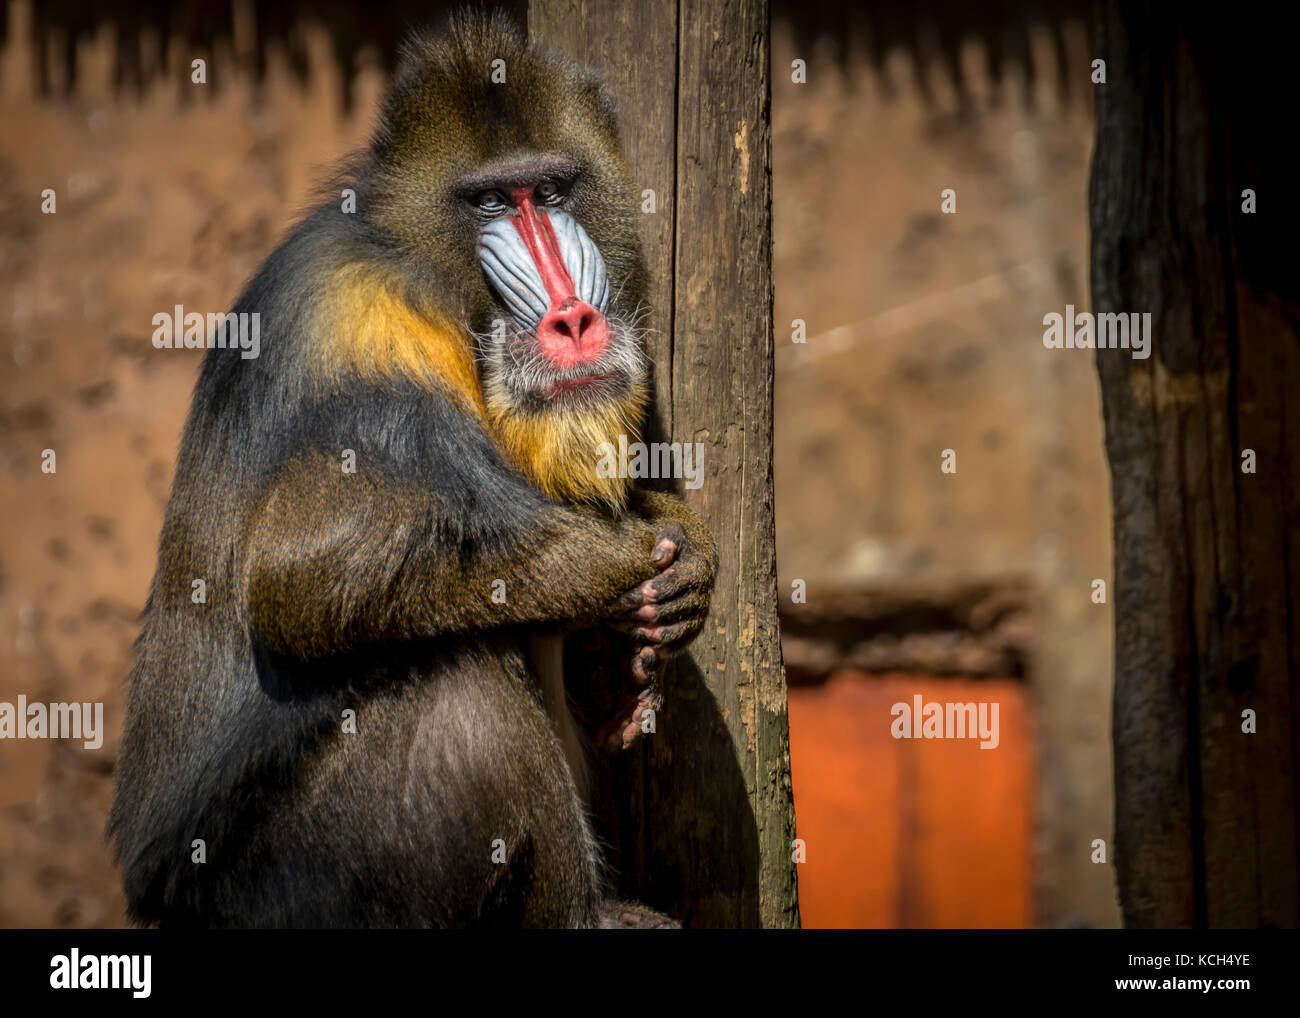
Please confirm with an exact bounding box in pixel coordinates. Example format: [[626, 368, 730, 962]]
[[565, 626, 661, 754], [591, 493, 716, 751], [609, 519, 715, 681], [569, 493, 715, 754]]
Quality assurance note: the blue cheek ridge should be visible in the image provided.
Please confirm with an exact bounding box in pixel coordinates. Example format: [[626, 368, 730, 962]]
[[476, 211, 612, 329]]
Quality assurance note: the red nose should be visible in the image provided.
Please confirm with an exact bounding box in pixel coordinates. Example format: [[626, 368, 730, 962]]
[[537, 298, 609, 368]]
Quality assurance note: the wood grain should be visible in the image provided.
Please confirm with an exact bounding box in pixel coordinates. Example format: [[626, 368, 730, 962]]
[[530, 0, 798, 927], [1092, 0, 1300, 927]]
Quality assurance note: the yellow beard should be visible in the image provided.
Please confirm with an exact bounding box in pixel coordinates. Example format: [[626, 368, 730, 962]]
[[485, 381, 649, 511]]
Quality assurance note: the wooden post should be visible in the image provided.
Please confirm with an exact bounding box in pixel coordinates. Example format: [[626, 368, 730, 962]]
[[1092, 0, 1300, 927], [529, 1, 798, 927]]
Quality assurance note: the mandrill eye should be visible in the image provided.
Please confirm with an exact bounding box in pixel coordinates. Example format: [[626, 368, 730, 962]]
[[475, 190, 508, 214], [536, 180, 564, 205]]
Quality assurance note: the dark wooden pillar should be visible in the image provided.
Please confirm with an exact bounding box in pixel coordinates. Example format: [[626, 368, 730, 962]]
[[1092, 0, 1300, 927], [529, 0, 798, 927]]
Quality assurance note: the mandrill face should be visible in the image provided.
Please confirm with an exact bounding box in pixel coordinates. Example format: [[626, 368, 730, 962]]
[[465, 155, 651, 509], [468, 156, 649, 418], [363, 26, 653, 508]]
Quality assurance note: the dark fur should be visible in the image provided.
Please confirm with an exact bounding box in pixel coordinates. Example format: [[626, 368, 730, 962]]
[[107, 12, 714, 928]]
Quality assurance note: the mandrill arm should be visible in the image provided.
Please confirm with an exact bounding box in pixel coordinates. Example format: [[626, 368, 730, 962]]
[[237, 447, 714, 664]]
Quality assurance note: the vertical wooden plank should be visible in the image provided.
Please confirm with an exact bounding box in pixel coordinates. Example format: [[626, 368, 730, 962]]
[[1091, 0, 1197, 929], [1093, 0, 1300, 927], [662, 0, 795, 929], [530, 1, 798, 927]]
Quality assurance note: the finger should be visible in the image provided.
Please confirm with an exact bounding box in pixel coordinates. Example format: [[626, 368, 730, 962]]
[[607, 596, 666, 633], [597, 693, 642, 753], [636, 586, 711, 627], [605, 580, 654, 617], [650, 522, 686, 566], [647, 554, 709, 604], [616, 691, 663, 751], [651, 536, 679, 568], [634, 617, 704, 651], [652, 521, 686, 546], [604, 574, 668, 624], [630, 645, 659, 685]]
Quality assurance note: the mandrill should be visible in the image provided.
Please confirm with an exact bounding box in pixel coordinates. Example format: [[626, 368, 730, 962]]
[[108, 11, 715, 928]]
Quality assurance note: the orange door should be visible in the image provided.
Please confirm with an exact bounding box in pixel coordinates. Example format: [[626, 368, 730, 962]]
[[788, 672, 1033, 928]]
